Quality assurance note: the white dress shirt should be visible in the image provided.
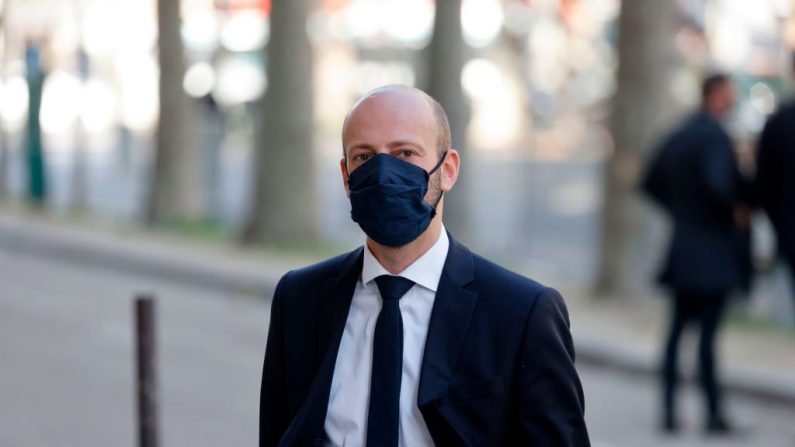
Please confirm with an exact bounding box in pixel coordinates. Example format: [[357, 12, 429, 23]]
[[324, 229, 449, 447]]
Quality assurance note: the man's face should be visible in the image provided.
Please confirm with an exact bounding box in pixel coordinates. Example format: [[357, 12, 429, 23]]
[[712, 80, 737, 117], [341, 91, 452, 205]]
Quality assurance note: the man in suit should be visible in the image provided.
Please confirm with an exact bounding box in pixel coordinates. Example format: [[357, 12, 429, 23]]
[[756, 61, 795, 310], [259, 85, 590, 446], [643, 74, 751, 435]]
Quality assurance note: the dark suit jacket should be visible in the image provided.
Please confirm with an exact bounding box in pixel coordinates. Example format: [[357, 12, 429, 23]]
[[642, 111, 752, 293], [757, 101, 795, 257], [260, 234, 590, 447]]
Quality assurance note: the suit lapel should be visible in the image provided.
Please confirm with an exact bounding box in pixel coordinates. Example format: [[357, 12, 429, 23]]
[[418, 234, 478, 406], [279, 248, 363, 446], [316, 249, 363, 362]]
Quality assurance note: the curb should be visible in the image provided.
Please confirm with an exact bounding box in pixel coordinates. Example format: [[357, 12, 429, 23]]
[[574, 337, 795, 407], [0, 215, 283, 297]]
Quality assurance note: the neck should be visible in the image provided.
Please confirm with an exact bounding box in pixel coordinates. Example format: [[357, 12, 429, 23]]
[[367, 217, 443, 274]]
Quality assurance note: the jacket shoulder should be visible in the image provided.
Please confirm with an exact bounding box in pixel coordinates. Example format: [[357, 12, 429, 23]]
[[275, 248, 361, 298], [468, 252, 559, 313], [766, 101, 795, 131]]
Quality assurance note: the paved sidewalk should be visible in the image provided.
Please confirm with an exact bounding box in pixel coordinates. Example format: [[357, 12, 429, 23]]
[[1, 208, 793, 406], [563, 287, 795, 405]]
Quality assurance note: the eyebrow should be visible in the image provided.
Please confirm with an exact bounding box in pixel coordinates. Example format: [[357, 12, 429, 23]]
[[387, 141, 426, 153], [347, 143, 376, 152]]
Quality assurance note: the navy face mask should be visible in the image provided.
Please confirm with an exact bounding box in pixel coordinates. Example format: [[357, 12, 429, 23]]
[[346, 152, 447, 247]]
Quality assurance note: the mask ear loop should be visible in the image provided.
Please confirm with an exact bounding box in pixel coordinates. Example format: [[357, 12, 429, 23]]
[[428, 150, 448, 209], [428, 150, 448, 176]]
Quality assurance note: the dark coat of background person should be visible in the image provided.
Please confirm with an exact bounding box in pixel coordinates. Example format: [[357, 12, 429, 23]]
[[756, 100, 795, 271], [259, 234, 590, 447], [643, 111, 752, 294], [643, 109, 751, 432]]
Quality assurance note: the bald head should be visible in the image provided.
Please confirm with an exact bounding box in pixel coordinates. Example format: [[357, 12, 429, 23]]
[[342, 85, 451, 159]]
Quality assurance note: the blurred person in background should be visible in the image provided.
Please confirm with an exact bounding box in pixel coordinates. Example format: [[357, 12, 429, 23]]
[[756, 55, 795, 315], [259, 85, 590, 446], [642, 73, 752, 435]]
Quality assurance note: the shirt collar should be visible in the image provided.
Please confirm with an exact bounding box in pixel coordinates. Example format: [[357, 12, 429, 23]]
[[361, 226, 450, 293]]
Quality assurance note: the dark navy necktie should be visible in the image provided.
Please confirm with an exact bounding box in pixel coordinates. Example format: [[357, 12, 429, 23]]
[[367, 275, 415, 447]]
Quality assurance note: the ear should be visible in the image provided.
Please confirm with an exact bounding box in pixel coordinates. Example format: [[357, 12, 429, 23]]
[[440, 149, 460, 193], [340, 158, 351, 197]]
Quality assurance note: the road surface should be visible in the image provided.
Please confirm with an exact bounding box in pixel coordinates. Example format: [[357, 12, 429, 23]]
[[1, 247, 792, 446]]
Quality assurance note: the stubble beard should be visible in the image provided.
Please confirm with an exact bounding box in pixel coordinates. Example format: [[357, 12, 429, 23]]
[[425, 169, 444, 209]]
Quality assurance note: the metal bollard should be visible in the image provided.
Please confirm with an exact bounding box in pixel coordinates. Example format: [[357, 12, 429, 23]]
[[135, 295, 159, 447]]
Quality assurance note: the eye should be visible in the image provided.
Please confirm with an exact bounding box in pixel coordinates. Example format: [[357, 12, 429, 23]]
[[353, 153, 372, 162], [397, 149, 414, 158]]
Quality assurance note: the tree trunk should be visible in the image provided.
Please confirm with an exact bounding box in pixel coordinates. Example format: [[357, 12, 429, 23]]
[[242, 0, 316, 244], [147, 0, 201, 224], [0, 115, 7, 198], [72, 48, 90, 213], [595, 0, 682, 295], [0, 0, 9, 199], [426, 0, 471, 243]]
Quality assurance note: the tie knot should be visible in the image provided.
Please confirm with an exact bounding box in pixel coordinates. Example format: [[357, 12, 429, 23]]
[[374, 275, 415, 301]]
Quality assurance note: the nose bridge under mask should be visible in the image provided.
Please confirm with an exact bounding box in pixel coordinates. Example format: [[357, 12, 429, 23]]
[[345, 150, 448, 184]]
